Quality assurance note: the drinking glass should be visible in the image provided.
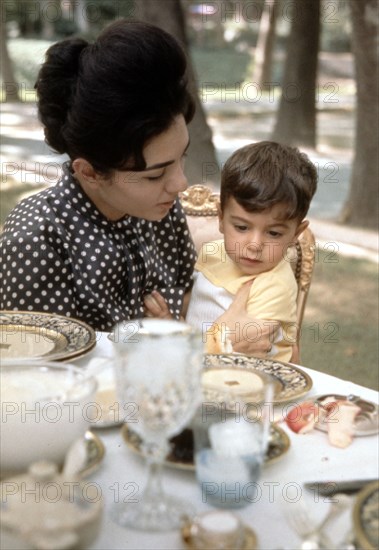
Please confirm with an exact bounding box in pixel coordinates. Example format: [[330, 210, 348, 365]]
[[112, 319, 203, 531], [193, 370, 274, 509]]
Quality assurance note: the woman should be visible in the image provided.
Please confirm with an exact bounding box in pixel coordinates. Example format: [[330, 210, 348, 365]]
[[1, 19, 276, 355]]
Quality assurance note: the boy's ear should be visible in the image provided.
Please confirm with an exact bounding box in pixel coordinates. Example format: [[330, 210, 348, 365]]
[[294, 219, 309, 240], [217, 203, 224, 234], [72, 158, 104, 188]]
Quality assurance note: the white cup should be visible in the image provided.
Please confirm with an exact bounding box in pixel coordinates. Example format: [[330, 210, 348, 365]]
[[193, 370, 274, 509], [0, 360, 97, 477]]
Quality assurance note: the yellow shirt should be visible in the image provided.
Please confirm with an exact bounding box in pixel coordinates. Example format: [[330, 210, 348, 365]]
[[195, 240, 298, 362]]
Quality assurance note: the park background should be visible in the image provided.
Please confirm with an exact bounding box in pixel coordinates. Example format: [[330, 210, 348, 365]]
[[1, 0, 378, 389]]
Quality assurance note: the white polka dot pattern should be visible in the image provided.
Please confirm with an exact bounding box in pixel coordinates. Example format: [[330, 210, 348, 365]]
[[0, 162, 196, 331]]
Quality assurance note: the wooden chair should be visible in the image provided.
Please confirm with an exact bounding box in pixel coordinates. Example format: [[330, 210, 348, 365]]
[[180, 184, 316, 344]]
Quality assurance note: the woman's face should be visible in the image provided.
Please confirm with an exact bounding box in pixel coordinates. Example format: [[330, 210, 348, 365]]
[[79, 115, 190, 221]]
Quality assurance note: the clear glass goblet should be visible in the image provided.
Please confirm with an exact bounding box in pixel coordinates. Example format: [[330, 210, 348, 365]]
[[112, 319, 203, 531]]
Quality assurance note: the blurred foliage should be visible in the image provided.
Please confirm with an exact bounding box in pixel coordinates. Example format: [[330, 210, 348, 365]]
[[6, 39, 255, 91], [191, 46, 251, 86], [319, 0, 352, 52], [4, 0, 352, 51], [3, 0, 135, 40], [3, 0, 352, 92], [185, 0, 351, 53], [6, 39, 52, 90]]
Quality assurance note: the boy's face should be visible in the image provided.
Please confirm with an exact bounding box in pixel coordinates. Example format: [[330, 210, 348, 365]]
[[219, 197, 308, 276]]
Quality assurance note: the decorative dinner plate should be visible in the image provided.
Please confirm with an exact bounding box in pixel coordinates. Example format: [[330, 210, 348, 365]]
[[122, 423, 290, 470], [313, 394, 379, 436], [353, 480, 379, 550], [80, 431, 106, 477], [0, 311, 96, 361], [203, 354, 313, 403], [182, 519, 258, 550], [201, 367, 283, 404]]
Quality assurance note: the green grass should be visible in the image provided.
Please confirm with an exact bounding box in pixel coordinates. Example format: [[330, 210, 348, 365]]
[[300, 251, 379, 390]]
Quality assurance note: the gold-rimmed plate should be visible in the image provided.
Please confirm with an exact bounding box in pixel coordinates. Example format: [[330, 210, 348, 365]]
[[0, 311, 96, 362], [201, 367, 283, 403], [80, 431, 106, 477], [122, 423, 290, 470], [203, 354, 312, 403], [353, 480, 379, 550]]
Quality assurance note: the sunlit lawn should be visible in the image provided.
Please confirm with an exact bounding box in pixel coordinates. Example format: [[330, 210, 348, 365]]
[[300, 251, 379, 390]]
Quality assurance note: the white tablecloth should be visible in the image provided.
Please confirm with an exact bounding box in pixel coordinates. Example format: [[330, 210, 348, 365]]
[[73, 333, 379, 550]]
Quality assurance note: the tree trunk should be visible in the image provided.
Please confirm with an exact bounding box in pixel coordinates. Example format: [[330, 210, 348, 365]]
[[134, 0, 221, 188], [40, 0, 57, 39], [0, 19, 21, 102], [341, 0, 379, 229], [271, 0, 320, 147], [251, 0, 279, 90]]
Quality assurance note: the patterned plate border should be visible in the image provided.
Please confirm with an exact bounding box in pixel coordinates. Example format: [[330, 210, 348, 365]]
[[353, 480, 379, 550], [203, 354, 313, 403], [122, 422, 290, 471], [0, 310, 96, 361], [182, 520, 258, 550]]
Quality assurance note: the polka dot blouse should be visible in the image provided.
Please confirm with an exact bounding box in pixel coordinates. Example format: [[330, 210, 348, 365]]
[[0, 162, 197, 331]]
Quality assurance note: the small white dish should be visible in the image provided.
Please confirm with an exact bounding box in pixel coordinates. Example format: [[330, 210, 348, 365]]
[[85, 358, 123, 429]]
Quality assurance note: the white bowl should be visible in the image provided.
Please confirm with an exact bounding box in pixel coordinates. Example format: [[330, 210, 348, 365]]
[[0, 360, 97, 477]]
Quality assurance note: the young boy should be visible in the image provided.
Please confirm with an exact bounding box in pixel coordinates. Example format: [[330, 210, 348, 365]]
[[145, 141, 317, 362]]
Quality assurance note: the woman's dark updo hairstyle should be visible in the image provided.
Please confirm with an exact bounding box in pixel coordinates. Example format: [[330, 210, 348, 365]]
[[35, 19, 195, 173]]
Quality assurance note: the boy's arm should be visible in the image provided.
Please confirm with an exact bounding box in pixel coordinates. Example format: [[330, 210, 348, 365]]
[[244, 275, 298, 359], [210, 281, 280, 356]]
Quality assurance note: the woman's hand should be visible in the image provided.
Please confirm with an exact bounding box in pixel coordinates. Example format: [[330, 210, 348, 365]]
[[144, 290, 191, 320], [143, 290, 172, 319], [214, 282, 280, 356]]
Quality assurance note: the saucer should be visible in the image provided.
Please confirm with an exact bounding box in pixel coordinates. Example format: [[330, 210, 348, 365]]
[[182, 518, 257, 549], [313, 394, 379, 436], [0, 431, 104, 481]]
